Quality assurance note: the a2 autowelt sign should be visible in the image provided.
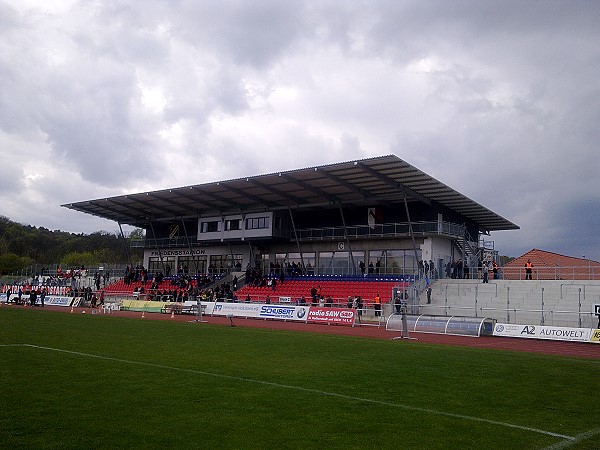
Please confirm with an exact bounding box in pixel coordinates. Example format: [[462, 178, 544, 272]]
[[307, 307, 355, 325], [493, 323, 595, 343]]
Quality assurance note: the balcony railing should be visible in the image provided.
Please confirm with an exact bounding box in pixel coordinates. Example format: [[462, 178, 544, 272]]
[[131, 221, 467, 249], [295, 221, 465, 241]]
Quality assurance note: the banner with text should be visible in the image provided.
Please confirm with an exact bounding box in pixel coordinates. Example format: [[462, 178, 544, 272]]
[[0, 294, 73, 307], [211, 302, 309, 322], [43, 296, 74, 307], [493, 323, 594, 343], [307, 307, 356, 325], [182, 300, 216, 315]]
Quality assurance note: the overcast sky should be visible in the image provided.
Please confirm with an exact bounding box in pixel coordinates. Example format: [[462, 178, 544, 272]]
[[1, 0, 599, 261]]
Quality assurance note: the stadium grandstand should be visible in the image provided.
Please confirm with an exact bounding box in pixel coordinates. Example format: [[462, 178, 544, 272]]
[[4, 154, 599, 331], [59, 155, 520, 311]]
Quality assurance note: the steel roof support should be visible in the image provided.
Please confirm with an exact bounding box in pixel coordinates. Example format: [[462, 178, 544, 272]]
[[117, 222, 134, 270], [403, 192, 420, 278], [228, 241, 236, 276], [355, 160, 432, 206], [180, 217, 199, 275], [148, 220, 167, 275], [279, 173, 338, 204], [288, 207, 305, 273], [338, 205, 356, 275]]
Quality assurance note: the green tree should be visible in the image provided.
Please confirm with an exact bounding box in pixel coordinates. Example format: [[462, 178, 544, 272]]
[[0, 252, 33, 274], [0, 215, 142, 268], [61, 252, 97, 268]]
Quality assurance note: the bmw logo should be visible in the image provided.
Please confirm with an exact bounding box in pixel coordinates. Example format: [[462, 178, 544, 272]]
[[296, 307, 307, 318]]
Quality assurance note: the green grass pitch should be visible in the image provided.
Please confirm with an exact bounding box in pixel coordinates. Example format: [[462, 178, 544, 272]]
[[1, 307, 599, 449]]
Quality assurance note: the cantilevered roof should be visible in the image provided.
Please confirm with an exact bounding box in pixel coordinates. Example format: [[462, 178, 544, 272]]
[[62, 154, 519, 232]]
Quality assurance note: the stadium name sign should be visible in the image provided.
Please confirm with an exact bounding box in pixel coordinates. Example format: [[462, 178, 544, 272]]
[[150, 249, 206, 257], [493, 323, 599, 344]]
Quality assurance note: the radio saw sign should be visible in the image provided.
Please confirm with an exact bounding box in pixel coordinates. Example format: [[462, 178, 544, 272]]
[[307, 307, 355, 325]]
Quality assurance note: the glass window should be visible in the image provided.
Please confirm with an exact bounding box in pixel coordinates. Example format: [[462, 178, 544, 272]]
[[148, 256, 176, 277], [225, 219, 241, 231], [209, 254, 243, 276], [317, 251, 360, 276], [200, 221, 220, 233], [368, 250, 421, 276], [245, 216, 269, 230], [178, 256, 207, 275]]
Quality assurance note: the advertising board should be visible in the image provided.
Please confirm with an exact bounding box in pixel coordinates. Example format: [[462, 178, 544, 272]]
[[493, 323, 593, 343], [211, 302, 309, 322], [307, 307, 355, 325]]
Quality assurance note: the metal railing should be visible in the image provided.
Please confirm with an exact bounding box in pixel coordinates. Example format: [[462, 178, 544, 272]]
[[129, 220, 467, 248], [419, 303, 599, 329], [296, 221, 465, 241], [443, 265, 600, 282], [499, 266, 600, 281]]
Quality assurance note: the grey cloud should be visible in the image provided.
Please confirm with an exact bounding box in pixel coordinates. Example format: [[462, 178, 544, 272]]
[[171, 0, 307, 68], [0, 161, 25, 194], [1, 0, 599, 262]]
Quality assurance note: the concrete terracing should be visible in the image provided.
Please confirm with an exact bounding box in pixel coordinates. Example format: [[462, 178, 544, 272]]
[[419, 279, 600, 328]]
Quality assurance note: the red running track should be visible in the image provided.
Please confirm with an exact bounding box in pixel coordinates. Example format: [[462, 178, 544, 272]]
[[7, 304, 600, 360]]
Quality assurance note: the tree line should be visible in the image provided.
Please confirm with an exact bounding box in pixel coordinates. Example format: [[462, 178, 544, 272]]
[[0, 216, 143, 275]]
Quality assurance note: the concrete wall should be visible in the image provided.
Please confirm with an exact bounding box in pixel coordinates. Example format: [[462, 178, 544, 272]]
[[417, 279, 600, 328]]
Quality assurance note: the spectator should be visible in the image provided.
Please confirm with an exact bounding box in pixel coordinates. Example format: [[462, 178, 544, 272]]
[[374, 293, 381, 317], [394, 292, 403, 314], [525, 259, 533, 280]]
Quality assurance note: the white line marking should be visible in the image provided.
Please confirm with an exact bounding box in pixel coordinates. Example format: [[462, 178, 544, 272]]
[[2, 343, 575, 441], [543, 427, 600, 449]]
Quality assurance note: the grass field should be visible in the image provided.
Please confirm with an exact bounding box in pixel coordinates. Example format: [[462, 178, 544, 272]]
[[1, 307, 599, 449]]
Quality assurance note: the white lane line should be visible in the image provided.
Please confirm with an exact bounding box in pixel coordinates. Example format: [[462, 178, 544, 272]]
[[2, 343, 575, 441]]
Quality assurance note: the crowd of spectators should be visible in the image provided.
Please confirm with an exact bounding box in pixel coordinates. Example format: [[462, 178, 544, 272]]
[[126, 268, 236, 304]]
